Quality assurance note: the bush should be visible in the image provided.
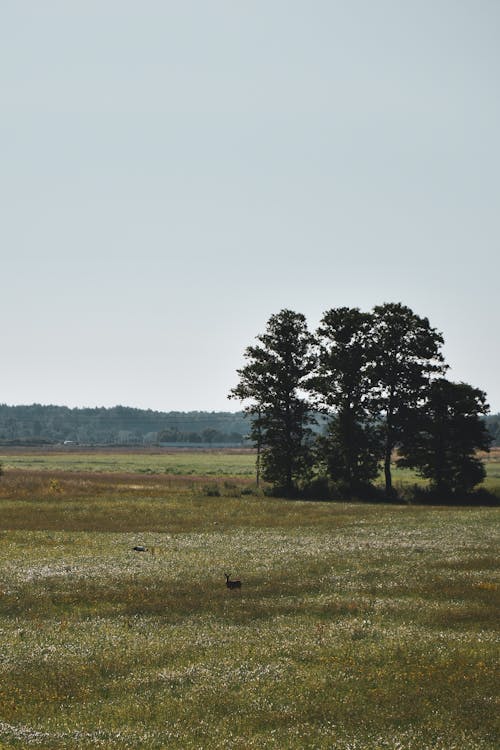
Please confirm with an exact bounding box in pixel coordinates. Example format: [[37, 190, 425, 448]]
[[408, 484, 500, 507], [240, 485, 262, 497], [202, 483, 221, 497], [300, 476, 331, 500]]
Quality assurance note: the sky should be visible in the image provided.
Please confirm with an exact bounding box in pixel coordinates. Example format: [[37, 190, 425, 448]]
[[1, 0, 499, 413]]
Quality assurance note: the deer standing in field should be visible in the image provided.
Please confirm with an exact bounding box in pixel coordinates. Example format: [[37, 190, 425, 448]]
[[225, 573, 241, 590]]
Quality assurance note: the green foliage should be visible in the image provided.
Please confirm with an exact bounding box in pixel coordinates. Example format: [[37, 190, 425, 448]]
[[232, 303, 492, 500], [202, 482, 221, 497], [313, 307, 383, 493], [0, 404, 249, 446], [318, 414, 383, 492], [230, 309, 316, 495], [484, 413, 500, 446], [369, 302, 447, 495], [398, 379, 492, 495]]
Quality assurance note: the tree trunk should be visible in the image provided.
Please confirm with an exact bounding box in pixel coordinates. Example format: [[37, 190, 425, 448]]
[[384, 399, 394, 497], [384, 445, 393, 497], [285, 401, 293, 496], [256, 408, 261, 487], [345, 408, 353, 497]]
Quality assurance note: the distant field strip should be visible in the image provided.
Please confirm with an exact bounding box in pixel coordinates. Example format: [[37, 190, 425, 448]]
[[0, 450, 257, 476], [1, 448, 499, 490]]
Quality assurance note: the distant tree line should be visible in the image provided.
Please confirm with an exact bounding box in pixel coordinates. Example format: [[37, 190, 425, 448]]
[[486, 413, 500, 447], [0, 406, 251, 446], [231, 304, 495, 500]]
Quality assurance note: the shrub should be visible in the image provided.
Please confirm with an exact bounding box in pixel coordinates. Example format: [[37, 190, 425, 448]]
[[202, 483, 221, 497], [240, 485, 262, 497], [300, 476, 331, 500]]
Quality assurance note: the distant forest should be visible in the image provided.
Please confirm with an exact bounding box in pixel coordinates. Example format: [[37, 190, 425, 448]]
[[0, 405, 251, 446], [485, 413, 500, 446], [0, 404, 499, 448]]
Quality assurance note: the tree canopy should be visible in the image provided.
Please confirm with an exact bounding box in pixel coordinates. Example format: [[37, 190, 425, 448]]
[[231, 303, 492, 501], [0, 405, 249, 446], [369, 303, 447, 495], [229, 309, 316, 495], [312, 307, 382, 494], [397, 379, 492, 495]]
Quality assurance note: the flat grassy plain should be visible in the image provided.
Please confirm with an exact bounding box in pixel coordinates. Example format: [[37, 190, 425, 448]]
[[0, 451, 498, 749], [0, 448, 257, 477]]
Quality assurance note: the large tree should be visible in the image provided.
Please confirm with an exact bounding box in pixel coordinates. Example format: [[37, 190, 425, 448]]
[[370, 303, 447, 496], [397, 379, 491, 495], [229, 309, 316, 495], [312, 307, 382, 495]]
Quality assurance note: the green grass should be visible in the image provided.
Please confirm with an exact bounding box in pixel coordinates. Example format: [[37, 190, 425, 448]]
[[0, 458, 499, 749], [0, 450, 257, 476], [2, 448, 499, 493]]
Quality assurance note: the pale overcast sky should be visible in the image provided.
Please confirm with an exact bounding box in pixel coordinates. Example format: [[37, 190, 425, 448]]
[[1, 1, 499, 412]]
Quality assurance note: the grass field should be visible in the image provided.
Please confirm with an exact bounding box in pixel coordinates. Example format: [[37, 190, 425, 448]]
[[2, 447, 499, 489], [0, 449, 257, 477], [0, 452, 498, 749]]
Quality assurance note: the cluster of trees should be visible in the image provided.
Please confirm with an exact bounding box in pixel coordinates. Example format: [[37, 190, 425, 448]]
[[230, 304, 492, 499], [0, 405, 248, 446], [486, 413, 500, 446], [157, 427, 246, 445]]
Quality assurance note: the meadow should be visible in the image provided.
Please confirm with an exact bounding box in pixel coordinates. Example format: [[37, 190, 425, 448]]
[[0, 448, 256, 477], [0, 450, 498, 749]]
